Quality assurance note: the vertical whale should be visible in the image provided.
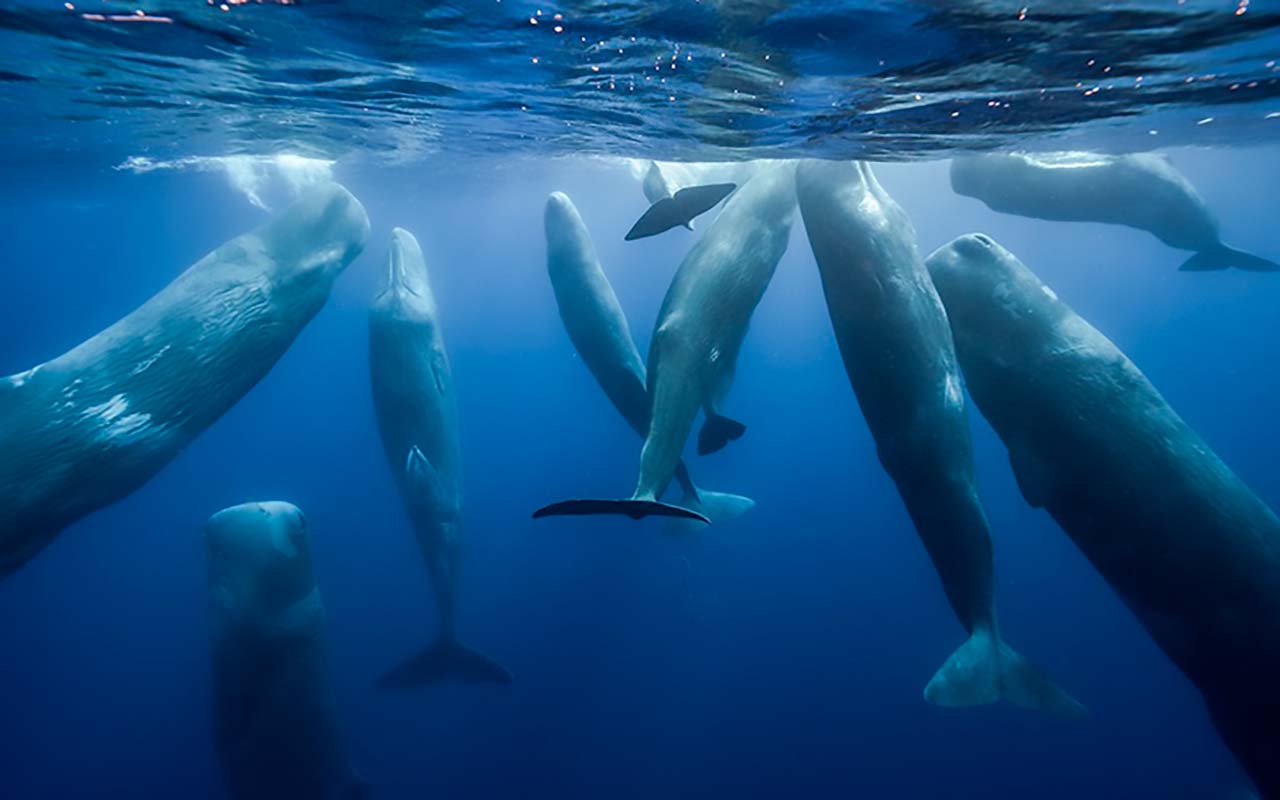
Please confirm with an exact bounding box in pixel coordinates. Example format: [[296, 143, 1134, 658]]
[[0, 184, 369, 579], [795, 160, 1082, 716], [535, 161, 797, 523], [369, 228, 511, 687], [544, 191, 754, 526], [928, 233, 1280, 795], [206, 501, 366, 800]]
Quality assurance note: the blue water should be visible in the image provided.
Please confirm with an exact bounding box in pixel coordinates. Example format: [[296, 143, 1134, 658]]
[[0, 150, 1272, 798], [3, 2, 1280, 798]]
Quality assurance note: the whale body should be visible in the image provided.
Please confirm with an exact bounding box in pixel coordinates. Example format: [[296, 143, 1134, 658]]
[[537, 161, 796, 522], [796, 160, 1082, 716], [950, 152, 1279, 272], [369, 228, 510, 687], [206, 501, 365, 800], [544, 191, 754, 526], [928, 233, 1280, 795], [0, 184, 369, 578]]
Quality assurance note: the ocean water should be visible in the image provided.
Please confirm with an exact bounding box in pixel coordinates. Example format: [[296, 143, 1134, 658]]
[[1, 2, 1279, 799]]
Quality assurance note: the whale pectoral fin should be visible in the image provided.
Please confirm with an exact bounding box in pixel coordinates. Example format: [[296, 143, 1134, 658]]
[[697, 413, 747, 455], [1179, 245, 1280, 273], [532, 498, 710, 524], [1007, 441, 1055, 508], [406, 446, 455, 517]]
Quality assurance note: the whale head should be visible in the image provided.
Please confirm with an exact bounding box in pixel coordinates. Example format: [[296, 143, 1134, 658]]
[[948, 155, 1017, 200], [256, 182, 370, 282], [544, 192, 598, 278], [373, 227, 439, 321], [205, 501, 315, 623], [927, 233, 1067, 364], [948, 157, 986, 199]]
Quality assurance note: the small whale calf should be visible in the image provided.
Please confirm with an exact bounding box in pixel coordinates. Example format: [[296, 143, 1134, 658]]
[[0, 183, 369, 578], [537, 160, 797, 523], [205, 501, 366, 800], [544, 191, 755, 525], [369, 228, 511, 687], [796, 161, 1082, 716], [950, 152, 1279, 272], [928, 233, 1280, 795]]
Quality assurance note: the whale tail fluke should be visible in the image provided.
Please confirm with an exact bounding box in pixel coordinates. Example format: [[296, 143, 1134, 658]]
[[533, 498, 711, 523], [376, 637, 512, 689], [667, 488, 756, 533], [698, 413, 747, 455], [1179, 244, 1280, 273], [625, 183, 737, 241], [924, 627, 1086, 718]]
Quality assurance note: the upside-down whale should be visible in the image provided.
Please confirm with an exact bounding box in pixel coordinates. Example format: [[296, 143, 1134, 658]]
[[536, 161, 797, 523], [544, 191, 755, 526], [950, 152, 1279, 272], [0, 184, 369, 579], [795, 160, 1082, 715], [206, 501, 367, 800], [369, 228, 511, 687], [928, 233, 1280, 795]]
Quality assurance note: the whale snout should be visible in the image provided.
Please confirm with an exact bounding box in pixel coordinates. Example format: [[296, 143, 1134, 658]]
[[955, 232, 996, 256], [386, 227, 416, 293], [376, 227, 434, 308], [927, 233, 993, 287], [260, 183, 370, 272], [925, 233, 1020, 326], [544, 191, 584, 237], [949, 156, 996, 198], [544, 191, 592, 265], [546, 191, 574, 217], [205, 501, 314, 612], [206, 501, 307, 558]]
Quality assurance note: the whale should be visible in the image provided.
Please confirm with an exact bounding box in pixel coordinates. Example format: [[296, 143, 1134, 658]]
[[206, 501, 366, 800], [544, 191, 755, 526], [0, 184, 369, 579], [795, 161, 1082, 716], [950, 152, 1279, 272], [369, 228, 511, 687], [536, 160, 797, 522], [927, 233, 1280, 795]]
